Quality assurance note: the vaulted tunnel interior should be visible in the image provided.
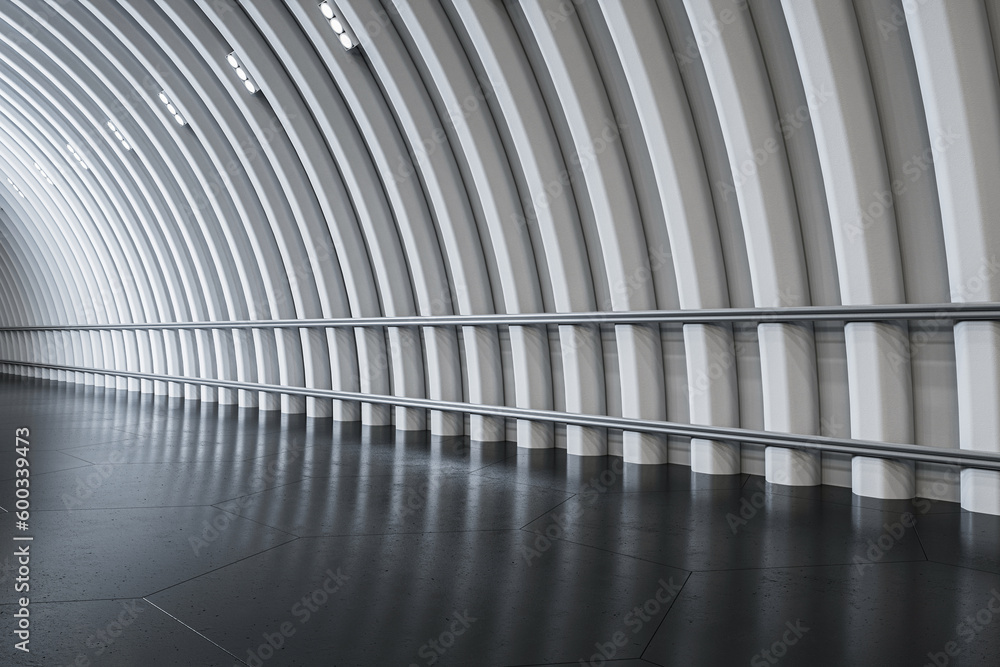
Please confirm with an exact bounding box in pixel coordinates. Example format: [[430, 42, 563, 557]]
[[1, 0, 1000, 518]]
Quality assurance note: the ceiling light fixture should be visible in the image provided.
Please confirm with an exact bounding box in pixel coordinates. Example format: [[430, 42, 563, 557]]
[[226, 52, 261, 95], [66, 142, 89, 170], [6, 177, 25, 198], [318, 2, 357, 50], [158, 90, 187, 126], [106, 120, 132, 151], [32, 161, 53, 185]]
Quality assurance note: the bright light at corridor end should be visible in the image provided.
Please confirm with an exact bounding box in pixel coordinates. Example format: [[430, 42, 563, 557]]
[[318, 2, 356, 50]]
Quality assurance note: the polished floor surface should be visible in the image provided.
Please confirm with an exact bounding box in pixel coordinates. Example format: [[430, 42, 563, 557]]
[[0, 376, 998, 666]]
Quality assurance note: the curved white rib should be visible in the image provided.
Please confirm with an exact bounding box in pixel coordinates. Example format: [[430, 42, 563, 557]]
[[0, 0, 997, 516]]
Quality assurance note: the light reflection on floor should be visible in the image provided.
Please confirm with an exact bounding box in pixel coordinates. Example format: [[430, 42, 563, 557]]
[[0, 377, 997, 666]]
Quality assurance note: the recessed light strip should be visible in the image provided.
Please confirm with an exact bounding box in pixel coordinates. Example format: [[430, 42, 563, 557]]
[[66, 142, 89, 170], [5, 177, 25, 198], [318, 2, 357, 50], [106, 120, 132, 151], [32, 162, 52, 185], [158, 91, 187, 126], [226, 52, 260, 94]]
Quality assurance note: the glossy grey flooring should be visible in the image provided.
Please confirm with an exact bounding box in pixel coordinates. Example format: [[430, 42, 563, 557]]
[[1, 377, 998, 666]]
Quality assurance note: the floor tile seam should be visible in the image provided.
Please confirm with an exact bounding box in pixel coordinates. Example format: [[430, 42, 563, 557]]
[[0, 463, 120, 481], [239, 449, 319, 463], [289, 528, 527, 543], [499, 660, 660, 667], [233, 470, 490, 490], [517, 534, 697, 571], [466, 470, 728, 496], [465, 474, 589, 495], [0, 465, 92, 483], [54, 450, 101, 466], [517, 495, 578, 530], [210, 478, 318, 508], [206, 504, 302, 538], [640, 570, 693, 659], [462, 475, 601, 496], [61, 460, 271, 467], [301, 469, 487, 480], [66, 457, 298, 464], [263, 526, 577, 538], [675, 477, 968, 513], [688, 557, 934, 574], [0, 596, 130, 605], [921, 559, 1000, 577], [912, 522, 932, 562], [258, 469, 582, 495], [28, 503, 229, 513], [772, 496, 966, 515], [142, 536, 302, 599], [28, 440, 136, 454], [142, 597, 249, 666], [465, 450, 520, 474]]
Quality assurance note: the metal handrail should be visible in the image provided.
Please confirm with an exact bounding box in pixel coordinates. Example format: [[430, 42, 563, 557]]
[[4, 360, 1000, 471], [0, 302, 998, 331]]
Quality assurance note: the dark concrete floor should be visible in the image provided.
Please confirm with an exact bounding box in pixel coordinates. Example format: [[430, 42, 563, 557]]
[[0, 376, 998, 666]]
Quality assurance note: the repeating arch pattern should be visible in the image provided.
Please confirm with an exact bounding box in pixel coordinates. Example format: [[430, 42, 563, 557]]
[[1, 0, 999, 514]]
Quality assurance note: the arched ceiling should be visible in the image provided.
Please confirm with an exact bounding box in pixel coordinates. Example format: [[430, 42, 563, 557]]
[[1, 0, 1000, 513]]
